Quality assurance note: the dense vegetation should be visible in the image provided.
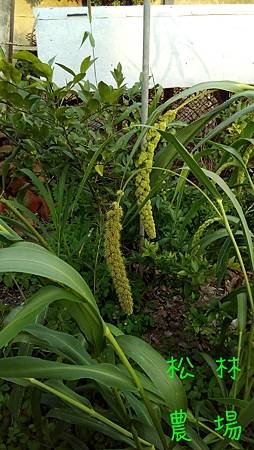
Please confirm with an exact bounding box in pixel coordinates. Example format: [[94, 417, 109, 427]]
[[0, 48, 253, 449]]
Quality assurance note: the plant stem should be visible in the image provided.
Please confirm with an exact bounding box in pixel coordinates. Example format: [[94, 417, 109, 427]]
[[104, 326, 168, 450], [0, 198, 52, 251], [245, 375, 254, 399], [218, 199, 254, 315], [113, 388, 145, 450], [232, 330, 242, 400], [218, 199, 254, 400], [131, 424, 146, 450], [11, 275, 26, 301], [139, 220, 145, 251], [87, 0, 97, 86], [26, 378, 153, 448], [245, 323, 254, 399], [194, 419, 242, 449], [93, 220, 103, 295]]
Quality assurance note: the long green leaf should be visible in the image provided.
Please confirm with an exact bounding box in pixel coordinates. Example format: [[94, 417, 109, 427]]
[[0, 242, 104, 349], [0, 357, 135, 390], [0, 216, 39, 241], [239, 397, 254, 427], [0, 217, 22, 242], [46, 380, 92, 407], [209, 141, 254, 192], [186, 425, 210, 450], [64, 302, 104, 353], [48, 408, 135, 447], [204, 170, 254, 271], [200, 353, 227, 397], [161, 133, 221, 201], [124, 82, 254, 185], [24, 324, 92, 365], [0, 286, 82, 348], [237, 293, 247, 333], [212, 397, 248, 408], [200, 229, 242, 250], [124, 392, 152, 426], [195, 101, 254, 150], [13, 51, 42, 64], [0, 241, 96, 306], [151, 84, 254, 127], [134, 420, 164, 450], [152, 103, 224, 185], [56, 63, 76, 77], [152, 89, 254, 188], [116, 335, 186, 410]]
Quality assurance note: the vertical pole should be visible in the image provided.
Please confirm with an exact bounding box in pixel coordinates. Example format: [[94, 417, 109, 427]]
[[140, 0, 151, 250], [141, 0, 150, 126], [8, 0, 15, 62], [0, 0, 12, 59]]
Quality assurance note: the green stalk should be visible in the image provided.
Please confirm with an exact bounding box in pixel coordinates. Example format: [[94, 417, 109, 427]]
[[232, 330, 243, 400], [245, 324, 254, 400], [194, 419, 242, 449], [104, 326, 168, 450], [26, 378, 153, 448], [216, 161, 239, 176], [218, 199, 254, 400], [87, 0, 97, 86], [93, 221, 103, 295], [217, 199, 254, 314], [11, 274, 26, 301], [0, 198, 52, 251], [113, 388, 146, 450], [245, 376, 254, 399], [122, 166, 221, 228]]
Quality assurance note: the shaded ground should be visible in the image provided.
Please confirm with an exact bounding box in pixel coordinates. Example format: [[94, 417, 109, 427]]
[[0, 257, 246, 362], [0, 283, 24, 306], [142, 281, 215, 356], [0, 267, 245, 354], [141, 269, 245, 357]]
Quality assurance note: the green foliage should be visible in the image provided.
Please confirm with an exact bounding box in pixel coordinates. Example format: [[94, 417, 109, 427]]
[[1, 51, 254, 448], [0, 234, 187, 450], [0, 381, 50, 450]]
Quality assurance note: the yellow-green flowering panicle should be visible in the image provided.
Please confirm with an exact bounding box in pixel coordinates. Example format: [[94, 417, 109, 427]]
[[104, 202, 133, 315], [135, 109, 176, 239], [237, 145, 253, 192], [192, 217, 221, 255]]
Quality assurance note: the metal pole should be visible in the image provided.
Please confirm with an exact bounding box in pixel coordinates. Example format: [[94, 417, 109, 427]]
[[140, 0, 151, 249], [141, 0, 150, 126], [8, 0, 15, 62]]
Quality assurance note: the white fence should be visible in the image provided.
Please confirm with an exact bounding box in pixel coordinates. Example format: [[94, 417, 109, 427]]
[[34, 5, 254, 87]]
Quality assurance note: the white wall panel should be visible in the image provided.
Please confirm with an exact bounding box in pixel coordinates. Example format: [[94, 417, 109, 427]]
[[34, 5, 254, 87]]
